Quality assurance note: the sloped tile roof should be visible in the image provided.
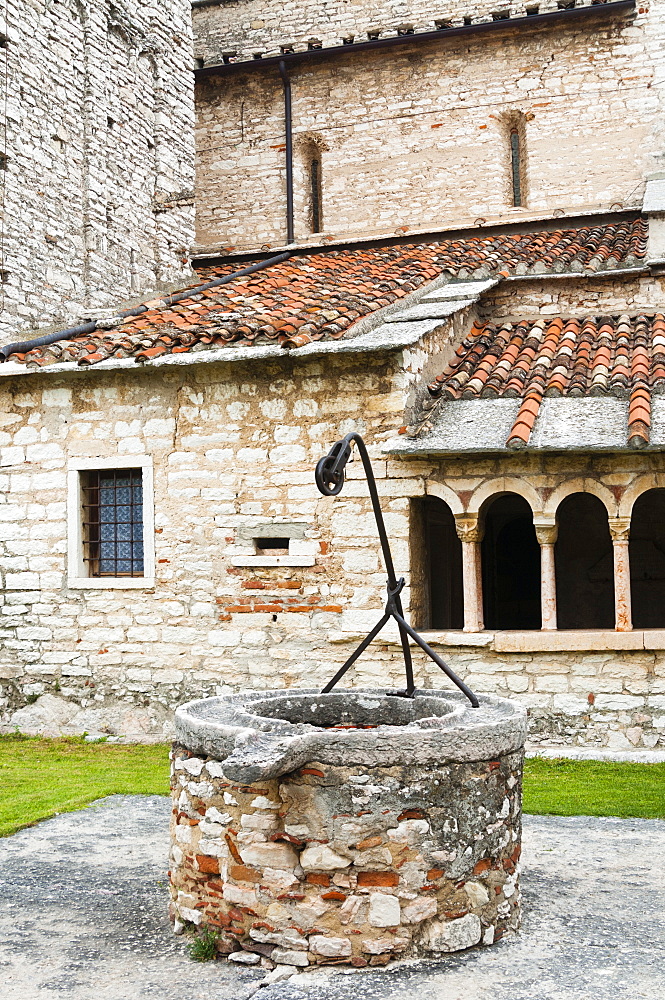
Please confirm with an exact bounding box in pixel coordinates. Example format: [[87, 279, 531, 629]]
[[425, 313, 665, 449], [9, 218, 648, 368]]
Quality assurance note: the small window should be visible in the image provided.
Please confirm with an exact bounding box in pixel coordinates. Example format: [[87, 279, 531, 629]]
[[510, 129, 522, 207], [255, 537, 290, 555], [81, 469, 144, 577], [310, 154, 322, 233]]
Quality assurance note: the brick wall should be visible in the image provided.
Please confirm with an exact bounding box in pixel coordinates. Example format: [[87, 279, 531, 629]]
[[194, 6, 665, 254], [0, 0, 195, 340]]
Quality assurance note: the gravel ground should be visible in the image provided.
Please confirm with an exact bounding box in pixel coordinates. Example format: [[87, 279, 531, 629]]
[[0, 796, 663, 1000]]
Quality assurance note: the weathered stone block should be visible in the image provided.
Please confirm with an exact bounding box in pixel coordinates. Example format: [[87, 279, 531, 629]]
[[422, 913, 482, 952], [368, 892, 401, 928]]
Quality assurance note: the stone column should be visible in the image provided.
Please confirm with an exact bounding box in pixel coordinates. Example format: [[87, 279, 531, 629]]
[[455, 515, 484, 633], [609, 517, 632, 632], [534, 521, 558, 631]]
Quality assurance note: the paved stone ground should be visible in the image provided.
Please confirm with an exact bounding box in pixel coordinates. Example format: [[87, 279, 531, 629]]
[[0, 796, 663, 1000]]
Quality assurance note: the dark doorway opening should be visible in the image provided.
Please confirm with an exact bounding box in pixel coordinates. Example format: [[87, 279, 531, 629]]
[[482, 493, 541, 629], [555, 493, 614, 629], [423, 497, 463, 629], [630, 488, 665, 629]]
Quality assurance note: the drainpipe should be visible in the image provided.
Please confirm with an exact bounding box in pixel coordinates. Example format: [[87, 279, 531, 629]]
[[278, 60, 295, 245], [0, 250, 293, 362]]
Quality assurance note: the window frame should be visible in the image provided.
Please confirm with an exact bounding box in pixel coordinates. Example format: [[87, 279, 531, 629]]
[[67, 455, 155, 589], [310, 153, 322, 233]]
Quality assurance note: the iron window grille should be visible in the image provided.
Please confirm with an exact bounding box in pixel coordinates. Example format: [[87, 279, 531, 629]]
[[81, 469, 144, 577]]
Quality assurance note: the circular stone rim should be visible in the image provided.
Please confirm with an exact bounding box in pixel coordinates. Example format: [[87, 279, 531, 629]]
[[174, 688, 527, 783]]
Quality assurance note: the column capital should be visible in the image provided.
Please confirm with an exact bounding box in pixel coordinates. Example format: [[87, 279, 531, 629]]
[[534, 519, 558, 546], [455, 514, 484, 544], [608, 516, 631, 542]]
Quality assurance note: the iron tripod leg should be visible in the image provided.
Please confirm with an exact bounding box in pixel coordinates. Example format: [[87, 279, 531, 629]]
[[320, 611, 391, 694], [315, 431, 479, 707], [320, 577, 479, 707]]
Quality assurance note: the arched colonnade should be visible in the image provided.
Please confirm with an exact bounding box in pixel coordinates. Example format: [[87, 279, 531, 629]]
[[424, 476, 665, 633]]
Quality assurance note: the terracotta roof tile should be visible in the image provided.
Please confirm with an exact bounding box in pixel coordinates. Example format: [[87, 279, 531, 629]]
[[426, 312, 665, 449], [9, 218, 648, 368]]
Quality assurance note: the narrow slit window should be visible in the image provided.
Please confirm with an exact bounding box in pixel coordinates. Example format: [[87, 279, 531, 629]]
[[311, 155, 322, 233], [81, 469, 144, 577], [510, 129, 522, 207], [255, 537, 290, 554]]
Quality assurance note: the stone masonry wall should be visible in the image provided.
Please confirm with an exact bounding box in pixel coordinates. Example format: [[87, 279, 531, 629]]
[[193, 0, 623, 65], [1, 346, 665, 749], [0, 0, 195, 340], [480, 273, 665, 322], [169, 744, 523, 964], [194, 6, 665, 254]]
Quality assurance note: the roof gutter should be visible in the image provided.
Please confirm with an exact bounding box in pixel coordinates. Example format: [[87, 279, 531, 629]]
[[194, 1, 635, 78], [0, 251, 294, 362]]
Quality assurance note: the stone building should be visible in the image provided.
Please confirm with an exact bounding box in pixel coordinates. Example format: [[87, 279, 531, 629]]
[[2, 0, 665, 751], [0, 0, 195, 340]]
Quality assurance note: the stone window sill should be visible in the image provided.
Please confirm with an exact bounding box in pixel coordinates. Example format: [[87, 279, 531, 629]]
[[230, 556, 315, 567], [67, 577, 155, 590], [415, 630, 665, 652]]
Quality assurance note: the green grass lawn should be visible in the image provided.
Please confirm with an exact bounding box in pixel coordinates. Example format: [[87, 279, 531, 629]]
[[0, 735, 663, 837], [0, 734, 170, 837], [523, 756, 665, 820]]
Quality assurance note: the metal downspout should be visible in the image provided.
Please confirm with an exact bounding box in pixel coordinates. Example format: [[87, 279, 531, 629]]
[[278, 60, 295, 245], [0, 251, 293, 362]]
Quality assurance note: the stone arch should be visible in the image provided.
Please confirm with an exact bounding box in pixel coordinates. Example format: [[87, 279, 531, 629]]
[[482, 492, 541, 629], [618, 473, 665, 519], [545, 479, 618, 519], [555, 492, 614, 629], [629, 487, 665, 628], [425, 481, 465, 516], [468, 477, 541, 518]]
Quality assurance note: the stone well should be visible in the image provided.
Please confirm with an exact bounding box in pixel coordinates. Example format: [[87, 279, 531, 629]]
[[169, 688, 526, 967]]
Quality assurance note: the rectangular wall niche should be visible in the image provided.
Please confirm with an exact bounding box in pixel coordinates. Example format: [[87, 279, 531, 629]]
[[230, 523, 317, 566]]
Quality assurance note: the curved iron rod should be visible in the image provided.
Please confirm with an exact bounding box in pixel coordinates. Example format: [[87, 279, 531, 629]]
[[315, 432, 479, 706]]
